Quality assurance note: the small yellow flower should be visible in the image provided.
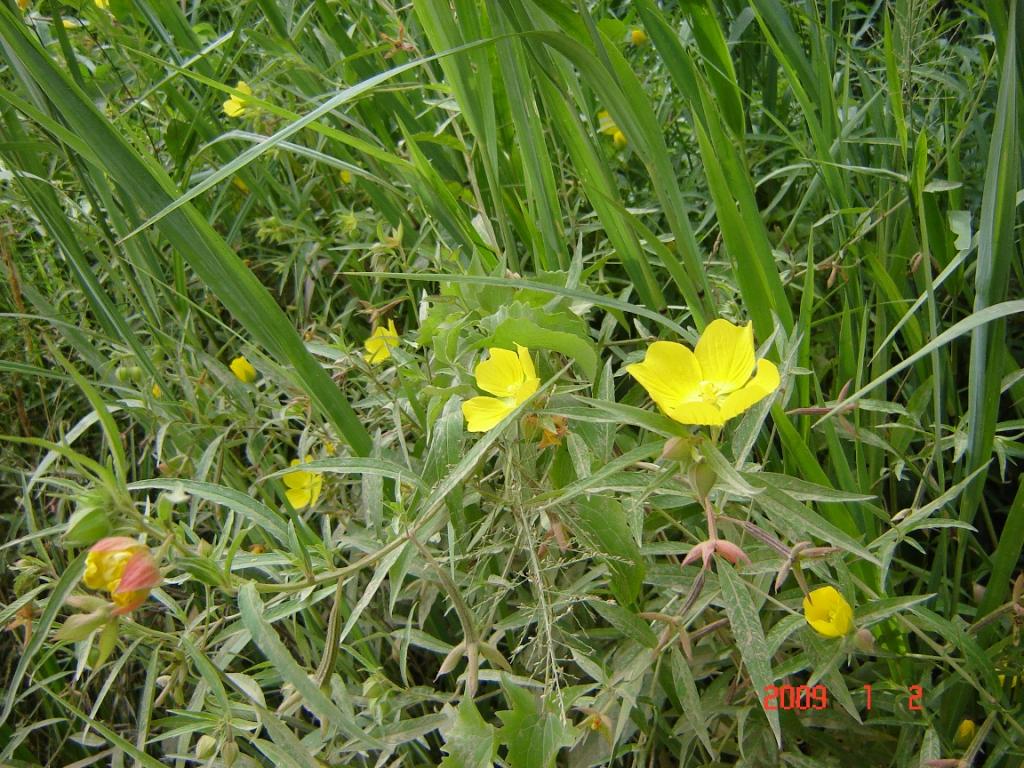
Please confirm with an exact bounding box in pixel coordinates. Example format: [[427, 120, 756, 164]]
[[340, 169, 353, 184], [233, 177, 249, 194], [324, 441, 337, 456], [630, 28, 648, 45], [363, 319, 399, 364], [151, 383, 162, 398], [84, 537, 161, 615], [802, 586, 854, 638], [230, 355, 258, 383], [222, 81, 253, 118], [283, 457, 323, 509], [94, 0, 110, 9], [954, 719, 977, 748], [627, 318, 779, 426], [462, 345, 540, 433], [18, 0, 30, 10]]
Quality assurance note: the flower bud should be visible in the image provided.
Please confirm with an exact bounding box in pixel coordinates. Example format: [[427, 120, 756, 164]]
[[854, 627, 876, 653], [954, 718, 977, 748], [196, 734, 217, 759]]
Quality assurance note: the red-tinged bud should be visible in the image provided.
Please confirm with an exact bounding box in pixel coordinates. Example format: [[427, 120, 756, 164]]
[[714, 540, 750, 565], [116, 549, 161, 592], [682, 541, 714, 568]]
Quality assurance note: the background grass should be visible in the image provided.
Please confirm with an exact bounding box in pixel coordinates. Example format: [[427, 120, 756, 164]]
[[1, 0, 1022, 765]]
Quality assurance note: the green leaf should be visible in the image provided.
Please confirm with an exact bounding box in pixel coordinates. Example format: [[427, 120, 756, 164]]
[[485, 313, 597, 380], [588, 599, 657, 648], [440, 700, 497, 768], [574, 497, 645, 606], [496, 678, 576, 768], [237, 584, 384, 749], [716, 561, 781, 746]]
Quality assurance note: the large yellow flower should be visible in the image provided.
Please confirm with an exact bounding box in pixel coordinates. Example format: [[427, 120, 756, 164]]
[[364, 320, 400, 364], [462, 345, 539, 433], [802, 586, 854, 638], [84, 537, 161, 615], [283, 456, 323, 509], [222, 81, 253, 118], [627, 318, 779, 427]]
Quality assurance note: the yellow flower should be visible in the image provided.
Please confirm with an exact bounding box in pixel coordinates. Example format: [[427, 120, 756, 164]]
[[630, 29, 648, 45], [802, 586, 854, 638], [94, 0, 110, 9], [84, 537, 161, 615], [324, 441, 337, 456], [954, 719, 977, 748], [151, 383, 162, 398], [596, 110, 627, 149], [363, 319, 399, 364], [283, 457, 323, 509], [462, 345, 539, 433], [340, 169, 353, 184], [627, 318, 779, 427], [230, 355, 258, 383], [222, 81, 253, 118], [18, 0, 30, 10]]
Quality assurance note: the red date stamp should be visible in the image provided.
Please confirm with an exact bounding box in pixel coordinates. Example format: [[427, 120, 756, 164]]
[[763, 684, 923, 712]]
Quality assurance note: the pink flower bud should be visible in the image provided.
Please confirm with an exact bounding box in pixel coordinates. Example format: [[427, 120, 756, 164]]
[[714, 540, 750, 564]]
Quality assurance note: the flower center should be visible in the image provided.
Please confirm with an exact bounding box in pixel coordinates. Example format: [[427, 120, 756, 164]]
[[698, 381, 724, 405]]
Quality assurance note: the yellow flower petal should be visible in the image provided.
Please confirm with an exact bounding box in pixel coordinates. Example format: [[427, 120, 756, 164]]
[[694, 319, 756, 392], [364, 319, 400, 364], [285, 486, 312, 509], [222, 81, 252, 118], [612, 130, 627, 149], [516, 344, 537, 382], [803, 586, 854, 638], [474, 348, 526, 398], [663, 400, 725, 427], [626, 341, 702, 413], [718, 358, 780, 420], [462, 396, 515, 433], [630, 28, 648, 45], [230, 355, 258, 383], [597, 110, 616, 136]]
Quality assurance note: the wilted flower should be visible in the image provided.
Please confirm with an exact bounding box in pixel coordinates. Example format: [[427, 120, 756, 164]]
[[803, 586, 854, 638], [230, 355, 258, 383], [83, 537, 161, 615], [283, 457, 323, 509], [364, 320, 399, 364], [627, 318, 779, 426], [222, 81, 253, 118], [462, 345, 539, 433]]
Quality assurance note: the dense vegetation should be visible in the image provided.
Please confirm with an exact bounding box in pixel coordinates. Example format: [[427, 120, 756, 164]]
[[1, 0, 1022, 765]]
